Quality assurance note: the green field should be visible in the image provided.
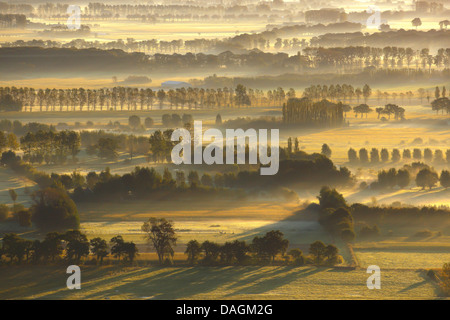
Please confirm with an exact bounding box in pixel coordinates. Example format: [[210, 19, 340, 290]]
[[0, 265, 441, 300]]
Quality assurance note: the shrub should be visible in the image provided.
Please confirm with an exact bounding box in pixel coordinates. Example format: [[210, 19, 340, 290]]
[[16, 209, 32, 227], [31, 188, 79, 231], [411, 230, 433, 239], [0, 204, 9, 222]]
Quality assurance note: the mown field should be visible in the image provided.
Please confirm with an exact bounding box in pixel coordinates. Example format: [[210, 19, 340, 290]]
[[0, 265, 440, 300]]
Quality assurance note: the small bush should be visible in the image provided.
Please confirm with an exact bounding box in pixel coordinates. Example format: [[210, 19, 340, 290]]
[[0, 204, 9, 222]]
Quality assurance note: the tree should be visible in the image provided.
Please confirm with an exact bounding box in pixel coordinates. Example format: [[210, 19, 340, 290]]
[[157, 89, 166, 109], [122, 242, 138, 263], [176, 170, 186, 187], [162, 114, 172, 127], [41, 232, 63, 262], [128, 115, 141, 129], [317, 186, 347, 210], [201, 173, 213, 187], [144, 117, 154, 128], [17, 209, 32, 227], [234, 84, 251, 107], [215, 114, 222, 125], [201, 240, 221, 265], [228, 240, 249, 265], [359, 148, 369, 164], [370, 148, 380, 163], [185, 240, 202, 265], [378, 168, 397, 189], [397, 169, 411, 188], [0, 94, 22, 111], [182, 114, 193, 127], [2, 233, 30, 263], [412, 17, 422, 29], [90, 237, 109, 264], [162, 168, 175, 187], [431, 97, 450, 114], [263, 230, 288, 262], [7, 133, 19, 150], [0, 204, 8, 222], [424, 148, 433, 162], [413, 149, 422, 161], [141, 218, 177, 265], [148, 130, 173, 162], [440, 170, 450, 189], [416, 168, 439, 190], [283, 98, 344, 126], [31, 188, 79, 231], [309, 240, 327, 265], [362, 84, 371, 103], [353, 104, 372, 118], [321, 144, 332, 158], [251, 230, 288, 263], [0, 131, 7, 152], [188, 171, 200, 186], [348, 148, 358, 163], [392, 149, 401, 162], [380, 148, 389, 162], [435, 86, 441, 100], [403, 149, 411, 160], [294, 138, 299, 152], [325, 244, 340, 265], [110, 235, 125, 261], [97, 137, 119, 160], [341, 229, 356, 243], [434, 150, 444, 163], [359, 225, 380, 240], [8, 189, 17, 213], [126, 135, 137, 160], [287, 249, 304, 265], [64, 230, 89, 263]]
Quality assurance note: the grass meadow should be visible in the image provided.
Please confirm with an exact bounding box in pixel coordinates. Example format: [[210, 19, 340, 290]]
[[0, 265, 440, 300]]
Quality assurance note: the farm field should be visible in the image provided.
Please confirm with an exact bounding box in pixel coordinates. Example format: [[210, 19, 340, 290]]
[[0, 265, 439, 300]]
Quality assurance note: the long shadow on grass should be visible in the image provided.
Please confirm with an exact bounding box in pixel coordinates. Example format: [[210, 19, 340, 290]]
[[234, 206, 327, 243], [35, 267, 182, 300], [224, 266, 290, 291], [226, 267, 324, 296], [79, 266, 270, 300], [398, 280, 428, 293], [0, 265, 128, 299]]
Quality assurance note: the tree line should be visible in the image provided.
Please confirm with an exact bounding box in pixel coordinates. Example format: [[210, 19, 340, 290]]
[[0, 85, 255, 112], [0, 230, 137, 265], [282, 98, 345, 127], [4, 45, 450, 82], [312, 186, 450, 243], [0, 22, 362, 54], [372, 166, 450, 190], [348, 147, 450, 165], [0, 83, 446, 114], [311, 30, 450, 53], [0, 219, 342, 268], [19, 130, 80, 164], [184, 235, 342, 266]]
